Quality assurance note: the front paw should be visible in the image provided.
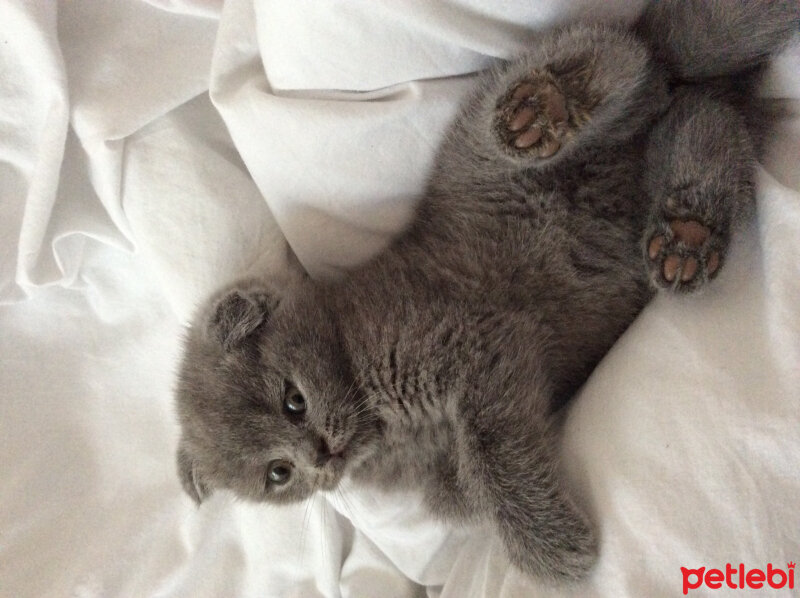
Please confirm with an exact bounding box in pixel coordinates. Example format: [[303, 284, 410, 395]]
[[645, 216, 725, 292], [502, 509, 598, 582]]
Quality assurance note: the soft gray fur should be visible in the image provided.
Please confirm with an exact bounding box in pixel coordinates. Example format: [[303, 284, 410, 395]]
[[175, 1, 799, 582]]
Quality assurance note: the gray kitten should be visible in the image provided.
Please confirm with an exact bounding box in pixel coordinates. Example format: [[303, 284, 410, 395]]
[[175, 0, 799, 582]]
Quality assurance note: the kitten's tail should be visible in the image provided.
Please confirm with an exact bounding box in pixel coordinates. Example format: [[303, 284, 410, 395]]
[[636, 0, 800, 81]]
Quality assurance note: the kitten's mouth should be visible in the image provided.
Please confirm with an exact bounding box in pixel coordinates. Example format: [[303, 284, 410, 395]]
[[319, 455, 347, 490], [329, 453, 347, 473]]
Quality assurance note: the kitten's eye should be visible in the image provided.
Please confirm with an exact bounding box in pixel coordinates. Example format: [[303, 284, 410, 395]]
[[267, 459, 292, 485], [284, 385, 306, 415]]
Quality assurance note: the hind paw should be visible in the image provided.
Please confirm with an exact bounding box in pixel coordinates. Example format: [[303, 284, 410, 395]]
[[495, 73, 572, 159], [645, 217, 724, 292]]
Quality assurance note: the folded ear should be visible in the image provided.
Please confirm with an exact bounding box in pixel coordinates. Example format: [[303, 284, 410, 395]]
[[177, 442, 210, 505], [206, 279, 280, 351]]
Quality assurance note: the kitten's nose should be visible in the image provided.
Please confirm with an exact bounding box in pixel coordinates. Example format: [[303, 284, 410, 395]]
[[314, 437, 332, 467], [314, 436, 345, 467]]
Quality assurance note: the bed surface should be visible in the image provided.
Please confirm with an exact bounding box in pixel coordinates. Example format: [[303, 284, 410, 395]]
[[1, 1, 799, 596]]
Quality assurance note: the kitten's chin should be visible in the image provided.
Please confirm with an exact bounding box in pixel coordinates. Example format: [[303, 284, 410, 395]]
[[319, 478, 341, 491], [318, 455, 347, 491]]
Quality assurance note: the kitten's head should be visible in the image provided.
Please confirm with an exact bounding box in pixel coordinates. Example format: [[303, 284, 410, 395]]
[[175, 278, 377, 505]]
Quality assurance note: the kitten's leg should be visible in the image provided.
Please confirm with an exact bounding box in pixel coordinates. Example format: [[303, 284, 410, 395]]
[[455, 384, 597, 581], [643, 87, 756, 292], [444, 24, 668, 172]]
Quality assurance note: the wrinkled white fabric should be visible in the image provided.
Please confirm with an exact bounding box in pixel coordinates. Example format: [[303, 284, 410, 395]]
[[1, 1, 798, 597]]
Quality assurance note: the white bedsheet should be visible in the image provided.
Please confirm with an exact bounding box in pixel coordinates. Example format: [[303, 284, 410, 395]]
[[1, 1, 799, 597]]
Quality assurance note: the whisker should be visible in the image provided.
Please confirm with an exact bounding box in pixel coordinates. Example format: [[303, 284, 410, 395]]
[[321, 492, 330, 568], [335, 486, 358, 522], [298, 492, 315, 564]]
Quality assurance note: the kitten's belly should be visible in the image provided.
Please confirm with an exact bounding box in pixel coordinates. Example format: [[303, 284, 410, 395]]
[[515, 207, 651, 400], [443, 176, 652, 398], [347, 155, 652, 413]]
